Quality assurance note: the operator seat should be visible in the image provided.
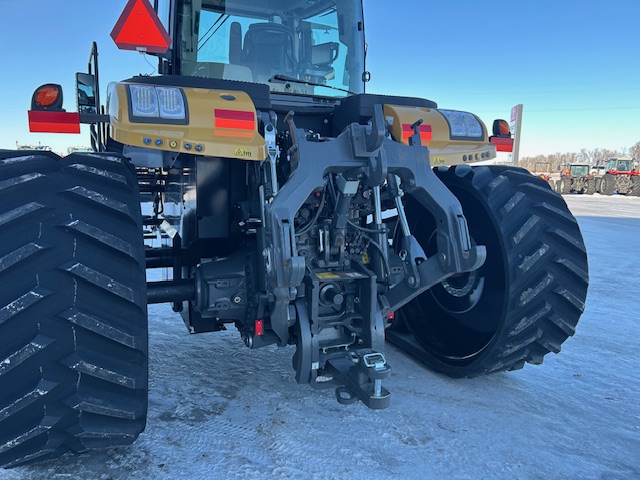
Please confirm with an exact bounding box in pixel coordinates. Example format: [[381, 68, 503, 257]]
[[241, 22, 297, 81]]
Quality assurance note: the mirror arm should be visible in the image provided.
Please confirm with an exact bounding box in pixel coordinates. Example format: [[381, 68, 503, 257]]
[[79, 113, 110, 124]]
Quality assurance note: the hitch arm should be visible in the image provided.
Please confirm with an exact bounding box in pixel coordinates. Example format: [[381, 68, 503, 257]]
[[379, 246, 484, 316]]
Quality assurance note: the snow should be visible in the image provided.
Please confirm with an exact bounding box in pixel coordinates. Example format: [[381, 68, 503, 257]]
[[1, 194, 639, 479]]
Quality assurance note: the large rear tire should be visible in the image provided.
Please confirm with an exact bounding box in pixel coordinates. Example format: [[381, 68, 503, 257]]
[[397, 165, 588, 378], [630, 176, 640, 197], [0, 151, 147, 468], [559, 177, 571, 195], [600, 173, 615, 195]]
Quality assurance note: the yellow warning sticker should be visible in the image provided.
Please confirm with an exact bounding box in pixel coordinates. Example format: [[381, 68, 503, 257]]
[[316, 272, 341, 279], [361, 252, 370, 264], [316, 271, 367, 280], [432, 155, 445, 166], [234, 147, 252, 158]]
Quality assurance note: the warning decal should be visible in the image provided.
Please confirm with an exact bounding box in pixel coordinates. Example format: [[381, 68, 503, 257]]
[[234, 148, 252, 158]]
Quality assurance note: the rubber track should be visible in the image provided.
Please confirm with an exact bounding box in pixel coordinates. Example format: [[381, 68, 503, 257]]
[[403, 165, 588, 377], [0, 152, 147, 468]]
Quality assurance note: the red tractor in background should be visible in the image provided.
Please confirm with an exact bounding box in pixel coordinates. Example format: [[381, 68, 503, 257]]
[[555, 163, 597, 195], [598, 157, 640, 196], [531, 161, 555, 189]]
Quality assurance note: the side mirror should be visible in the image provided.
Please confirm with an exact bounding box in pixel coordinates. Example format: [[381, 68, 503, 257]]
[[76, 72, 97, 114]]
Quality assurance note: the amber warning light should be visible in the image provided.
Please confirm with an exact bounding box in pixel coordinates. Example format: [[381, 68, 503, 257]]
[[111, 0, 171, 54]]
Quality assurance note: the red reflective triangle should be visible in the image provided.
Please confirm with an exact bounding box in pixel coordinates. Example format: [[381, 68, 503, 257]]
[[110, 0, 171, 54]]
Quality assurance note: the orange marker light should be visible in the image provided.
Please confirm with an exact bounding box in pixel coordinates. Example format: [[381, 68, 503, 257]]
[[31, 84, 64, 111], [35, 86, 60, 108], [492, 119, 511, 138]]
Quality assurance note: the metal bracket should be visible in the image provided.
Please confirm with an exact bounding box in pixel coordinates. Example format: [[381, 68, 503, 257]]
[[260, 111, 280, 198], [264, 105, 485, 352]]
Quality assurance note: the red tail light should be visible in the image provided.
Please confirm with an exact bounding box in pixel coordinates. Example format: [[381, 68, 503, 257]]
[[255, 319, 264, 336]]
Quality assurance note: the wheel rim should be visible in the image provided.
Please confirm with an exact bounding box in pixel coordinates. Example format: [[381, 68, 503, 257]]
[[400, 181, 508, 366], [424, 229, 485, 315]]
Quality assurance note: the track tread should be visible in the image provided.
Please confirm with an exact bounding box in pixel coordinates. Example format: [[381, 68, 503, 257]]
[[0, 202, 49, 228], [0, 152, 147, 469], [60, 308, 139, 349], [0, 334, 56, 377], [0, 242, 47, 274], [0, 287, 53, 326], [62, 261, 137, 303], [0, 379, 58, 424], [63, 219, 134, 258], [64, 163, 129, 187], [64, 185, 132, 218], [61, 353, 140, 389]]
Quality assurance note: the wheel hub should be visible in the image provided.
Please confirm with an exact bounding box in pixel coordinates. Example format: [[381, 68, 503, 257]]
[[441, 270, 478, 298]]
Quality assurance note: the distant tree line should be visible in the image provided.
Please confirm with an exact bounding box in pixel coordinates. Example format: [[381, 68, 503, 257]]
[[519, 141, 640, 171]]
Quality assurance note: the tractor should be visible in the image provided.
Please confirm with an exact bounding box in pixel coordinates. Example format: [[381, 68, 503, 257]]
[[598, 156, 640, 196], [0, 0, 589, 468], [555, 163, 597, 195], [531, 161, 555, 189]]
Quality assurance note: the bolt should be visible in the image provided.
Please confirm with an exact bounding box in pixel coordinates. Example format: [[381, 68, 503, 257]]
[[407, 276, 416, 286], [439, 253, 447, 263], [233, 296, 242, 304]]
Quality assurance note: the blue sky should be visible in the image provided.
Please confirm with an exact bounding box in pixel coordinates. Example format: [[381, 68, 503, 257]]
[[1, 0, 639, 158]]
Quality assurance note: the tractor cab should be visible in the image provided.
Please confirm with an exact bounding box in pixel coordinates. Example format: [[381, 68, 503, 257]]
[[153, 0, 366, 96], [568, 164, 590, 178], [606, 157, 635, 173]]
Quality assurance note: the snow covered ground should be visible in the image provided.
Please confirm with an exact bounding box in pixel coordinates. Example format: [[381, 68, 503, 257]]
[[1, 194, 639, 480]]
